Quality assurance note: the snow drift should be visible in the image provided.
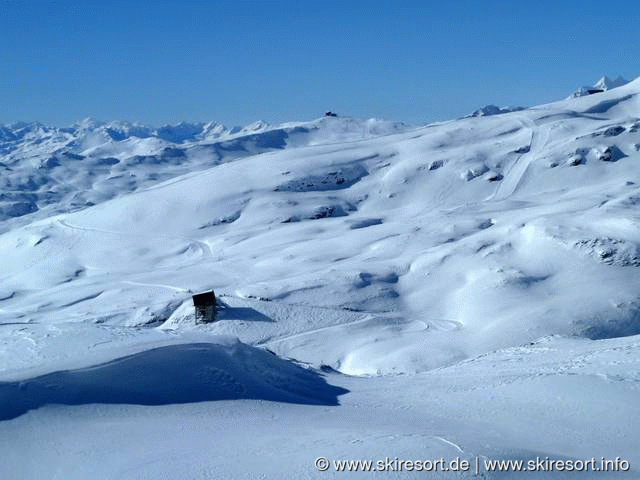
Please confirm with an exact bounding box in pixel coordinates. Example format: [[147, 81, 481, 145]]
[[0, 339, 347, 421]]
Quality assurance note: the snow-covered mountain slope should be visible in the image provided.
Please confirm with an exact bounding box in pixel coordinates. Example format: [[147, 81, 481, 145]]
[[4, 79, 640, 372], [0, 116, 409, 232], [2, 80, 640, 478]]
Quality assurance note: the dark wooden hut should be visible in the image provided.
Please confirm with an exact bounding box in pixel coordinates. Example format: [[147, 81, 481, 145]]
[[192, 290, 216, 323]]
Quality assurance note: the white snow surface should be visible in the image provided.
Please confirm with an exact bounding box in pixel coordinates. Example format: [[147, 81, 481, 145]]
[[2, 81, 640, 478]]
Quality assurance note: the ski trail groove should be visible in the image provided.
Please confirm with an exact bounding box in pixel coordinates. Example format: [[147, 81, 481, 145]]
[[488, 116, 549, 201], [57, 219, 213, 260]]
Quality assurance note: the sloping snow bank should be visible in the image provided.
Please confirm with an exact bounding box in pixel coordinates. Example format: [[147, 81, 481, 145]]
[[0, 339, 347, 421]]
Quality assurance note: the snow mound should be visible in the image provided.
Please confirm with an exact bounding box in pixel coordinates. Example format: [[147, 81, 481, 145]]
[[0, 340, 348, 421]]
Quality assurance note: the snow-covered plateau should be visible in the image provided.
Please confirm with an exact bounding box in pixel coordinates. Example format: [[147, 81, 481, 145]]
[[1, 79, 640, 479]]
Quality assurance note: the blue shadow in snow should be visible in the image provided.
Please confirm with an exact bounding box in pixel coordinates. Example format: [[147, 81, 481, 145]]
[[215, 303, 274, 323], [0, 342, 348, 422]]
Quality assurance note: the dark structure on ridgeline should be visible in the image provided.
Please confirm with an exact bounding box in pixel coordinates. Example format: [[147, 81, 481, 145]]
[[192, 290, 217, 323], [324, 111, 338, 117]]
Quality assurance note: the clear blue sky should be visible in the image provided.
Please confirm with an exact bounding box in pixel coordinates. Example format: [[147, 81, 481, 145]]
[[1, 0, 637, 127]]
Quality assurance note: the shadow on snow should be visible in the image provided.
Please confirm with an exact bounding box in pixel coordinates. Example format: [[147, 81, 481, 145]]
[[0, 342, 348, 421]]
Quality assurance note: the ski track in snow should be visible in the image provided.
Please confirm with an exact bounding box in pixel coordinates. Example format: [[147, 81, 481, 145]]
[[258, 314, 377, 347], [121, 280, 189, 293], [57, 218, 213, 261], [488, 115, 549, 201]]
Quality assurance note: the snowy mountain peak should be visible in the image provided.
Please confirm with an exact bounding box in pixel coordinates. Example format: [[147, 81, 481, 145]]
[[570, 75, 630, 97], [154, 122, 205, 143], [594, 75, 629, 90], [468, 104, 525, 117], [201, 121, 228, 139], [241, 120, 270, 133], [75, 117, 105, 130]]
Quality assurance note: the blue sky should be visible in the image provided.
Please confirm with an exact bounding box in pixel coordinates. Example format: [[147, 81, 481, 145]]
[[1, 0, 638, 126]]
